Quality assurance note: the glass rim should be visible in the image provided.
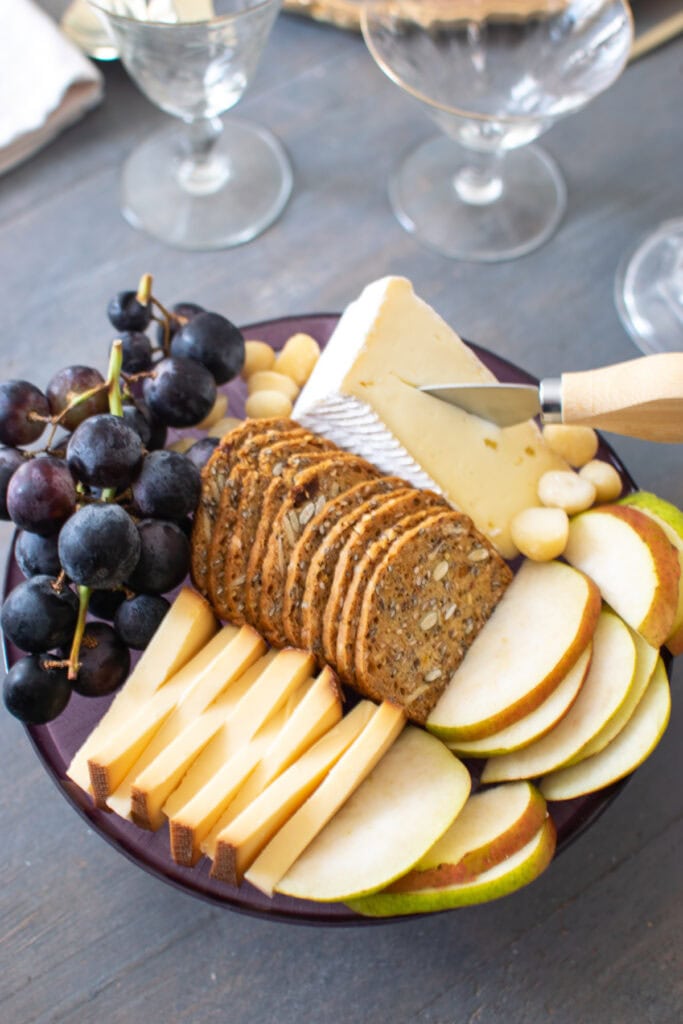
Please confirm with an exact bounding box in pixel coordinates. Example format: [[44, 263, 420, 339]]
[[360, 1, 634, 127], [88, 0, 278, 29]]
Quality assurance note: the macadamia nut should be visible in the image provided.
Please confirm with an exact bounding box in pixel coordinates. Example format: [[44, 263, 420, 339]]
[[542, 424, 599, 467], [510, 507, 570, 561], [242, 340, 275, 378], [538, 469, 597, 514], [579, 459, 623, 503], [245, 390, 293, 419], [247, 370, 299, 402], [274, 333, 321, 386]]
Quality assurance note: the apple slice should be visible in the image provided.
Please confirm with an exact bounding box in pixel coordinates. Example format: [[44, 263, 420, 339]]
[[620, 492, 683, 655], [563, 626, 658, 766], [540, 659, 671, 801], [448, 645, 591, 758], [427, 560, 601, 741], [564, 504, 680, 648], [244, 701, 406, 896], [384, 781, 547, 893], [482, 610, 637, 783], [347, 816, 556, 917], [275, 728, 471, 903], [129, 648, 315, 830], [67, 587, 218, 794], [208, 701, 377, 883]]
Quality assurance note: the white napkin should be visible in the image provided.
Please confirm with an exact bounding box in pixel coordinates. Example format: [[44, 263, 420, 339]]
[[0, 0, 104, 176]]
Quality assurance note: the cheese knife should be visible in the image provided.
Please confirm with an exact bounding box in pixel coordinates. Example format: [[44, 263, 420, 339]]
[[419, 352, 683, 444]]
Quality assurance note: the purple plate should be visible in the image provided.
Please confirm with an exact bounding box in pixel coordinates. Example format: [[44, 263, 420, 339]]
[[3, 314, 655, 926]]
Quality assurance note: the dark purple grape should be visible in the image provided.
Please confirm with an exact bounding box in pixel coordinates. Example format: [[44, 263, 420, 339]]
[[120, 331, 153, 374], [3, 654, 71, 724], [7, 456, 76, 535], [107, 291, 152, 333], [1, 575, 79, 653], [0, 447, 25, 519], [121, 402, 152, 447], [143, 356, 216, 428], [70, 621, 130, 697], [131, 450, 201, 520], [46, 366, 108, 431], [89, 588, 126, 621], [127, 519, 190, 594], [0, 380, 50, 447], [185, 436, 219, 472], [58, 504, 141, 589], [114, 594, 169, 649], [175, 516, 193, 539], [15, 531, 61, 578], [171, 312, 245, 385], [66, 414, 143, 489], [156, 301, 204, 347]]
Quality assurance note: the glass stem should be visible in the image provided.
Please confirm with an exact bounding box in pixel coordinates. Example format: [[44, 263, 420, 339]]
[[178, 116, 230, 196], [453, 149, 504, 206]]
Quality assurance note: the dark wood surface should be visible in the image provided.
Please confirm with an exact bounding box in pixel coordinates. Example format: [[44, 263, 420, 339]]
[[2, 3, 682, 1022]]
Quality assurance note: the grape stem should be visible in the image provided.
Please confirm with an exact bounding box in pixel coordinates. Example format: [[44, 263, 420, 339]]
[[136, 273, 153, 306], [151, 300, 174, 356], [68, 586, 91, 680]]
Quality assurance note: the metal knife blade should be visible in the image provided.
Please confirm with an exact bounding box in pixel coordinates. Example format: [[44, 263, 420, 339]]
[[418, 381, 563, 428]]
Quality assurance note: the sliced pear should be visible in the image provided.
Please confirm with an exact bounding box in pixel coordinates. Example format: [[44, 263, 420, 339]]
[[204, 667, 343, 833], [448, 645, 591, 758], [244, 702, 406, 896], [482, 611, 637, 783], [275, 728, 470, 903], [387, 781, 548, 893], [94, 625, 265, 814], [129, 648, 314, 830], [620, 492, 683, 655], [68, 587, 217, 794], [563, 627, 658, 765], [209, 701, 377, 884], [427, 560, 601, 741], [347, 816, 556, 917], [540, 660, 671, 801], [564, 504, 680, 648]]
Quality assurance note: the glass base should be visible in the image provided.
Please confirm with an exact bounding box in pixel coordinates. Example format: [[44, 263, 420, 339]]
[[389, 136, 566, 262], [121, 118, 293, 251], [615, 218, 683, 354]]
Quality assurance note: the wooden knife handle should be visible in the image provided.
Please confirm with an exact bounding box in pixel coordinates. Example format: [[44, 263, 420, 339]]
[[560, 353, 683, 443]]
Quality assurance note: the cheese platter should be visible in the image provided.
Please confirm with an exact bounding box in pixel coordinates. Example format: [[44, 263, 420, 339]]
[[2, 282, 675, 929]]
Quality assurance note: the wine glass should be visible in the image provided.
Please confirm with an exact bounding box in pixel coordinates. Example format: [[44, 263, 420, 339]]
[[361, 1, 633, 262], [615, 219, 683, 354], [89, 1, 292, 250]]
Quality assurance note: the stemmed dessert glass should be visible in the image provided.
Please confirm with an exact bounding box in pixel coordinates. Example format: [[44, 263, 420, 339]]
[[90, 1, 292, 250], [615, 218, 683, 354], [361, 0, 633, 262]]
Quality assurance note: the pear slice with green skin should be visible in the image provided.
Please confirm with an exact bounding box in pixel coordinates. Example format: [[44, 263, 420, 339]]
[[482, 610, 637, 784], [427, 560, 601, 742], [620, 492, 683, 655], [560, 626, 658, 768], [564, 504, 680, 649], [447, 645, 591, 759], [346, 816, 556, 917], [386, 781, 546, 894], [540, 659, 670, 802], [275, 728, 471, 904]]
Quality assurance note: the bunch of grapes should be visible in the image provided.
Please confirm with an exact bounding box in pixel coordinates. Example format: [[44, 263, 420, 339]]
[[1, 274, 244, 725]]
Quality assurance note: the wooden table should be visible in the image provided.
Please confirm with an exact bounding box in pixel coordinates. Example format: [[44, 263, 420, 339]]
[[2, 4, 682, 1022]]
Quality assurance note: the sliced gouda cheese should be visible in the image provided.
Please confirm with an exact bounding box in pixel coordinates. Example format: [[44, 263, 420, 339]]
[[208, 701, 376, 883], [67, 588, 217, 793], [294, 277, 567, 558]]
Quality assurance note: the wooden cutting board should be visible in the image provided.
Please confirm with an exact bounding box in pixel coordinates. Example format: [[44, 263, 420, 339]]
[[282, 1, 572, 32]]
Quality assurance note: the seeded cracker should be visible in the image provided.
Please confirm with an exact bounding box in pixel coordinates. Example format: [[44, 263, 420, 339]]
[[257, 454, 380, 647], [191, 418, 293, 595], [321, 488, 450, 665], [206, 426, 311, 609], [354, 510, 512, 725], [283, 477, 406, 648]]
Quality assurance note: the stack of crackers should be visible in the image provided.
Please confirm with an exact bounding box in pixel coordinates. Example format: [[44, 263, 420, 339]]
[[192, 419, 512, 724]]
